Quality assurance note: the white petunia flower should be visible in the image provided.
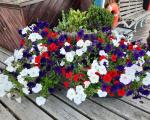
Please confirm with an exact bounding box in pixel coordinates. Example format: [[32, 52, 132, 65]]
[[14, 48, 24, 61], [0, 74, 14, 97], [20, 68, 28, 77], [28, 67, 40, 78], [142, 72, 150, 86], [37, 44, 48, 54], [76, 49, 84, 56], [99, 59, 109, 67], [81, 45, 87, 53], [60, 47, 66, 55], [84, 81, 91, 88], [22, 87, 30, 95], [91, 60, 99, 70], [36, 96, 46, 106], [22, 26, 32, 35], [28, 33, 43, 42], [73, 94, 82, 105], [6, 65, 16, 72], [136, 57, 145, 66], [87, 69, 96, 77], [66, 88, 76, 101], [112, 40, 120, 47], [97, 90, 107, 97], [60, 60, 65, 66], [74, 91, 86, 105], [76, 85, 84, 94], [84, 40, 92, 47], [119, 74, 132, 85], [65, 51, 75, 62], [99, 50, 108, 57], [17, 75, 27, 87], [98, 65, 107, 75], [4, 56, 14, 65], [146, 51, 150, 56], [88, 74, 99, 84], [32, 84, 42, 93], [77, 39, 84, 47], [64, 42, 70, 46]]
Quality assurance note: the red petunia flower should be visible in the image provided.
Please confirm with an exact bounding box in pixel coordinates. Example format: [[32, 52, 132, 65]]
[[128, 44, 133, 51], [136, 46, 142, 51], [20, 39, 25, 46], [108, 70, 118, 78], [99, 55, 107, 61], [66, 71, 73, 79], [98, 38, 105, 43], [61, 67, 66, 76], [111, 54, 117, 62], [48, 43, 58, 52], [109, 36, 115, 41], [67, 37, 71, 44], [35, 55, 41, 64], [119, 39, 125, 45], [118, 89, 126, 97], [42, 52, 49, 59], [103, 74, 112, 83], [76, 36, 80, 42], [64, 82, 69, 88], [109, 92, 115, 97], [47, 32, 58, 38], [43, 27, 49, 33], [73, 74, 79, 82], [106, 86, 111, 93]]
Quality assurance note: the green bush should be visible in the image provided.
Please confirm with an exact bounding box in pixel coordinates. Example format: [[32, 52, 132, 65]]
[[57, 9, 87, 32], [56, 6, 114, 32], [86, 5, 114, 31]]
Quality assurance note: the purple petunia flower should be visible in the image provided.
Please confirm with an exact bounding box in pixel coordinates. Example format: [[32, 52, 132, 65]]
[[105, 44, 112, 53], [48, 88, 55, 94], [27, 82, 36, 88], [126, 90, 133, 96], [59, 35, 65, 42], [77, 29, 84, 38], [54, 66, 61, 74], [117, 65, 124, 71], [139, 50, 145, 57]]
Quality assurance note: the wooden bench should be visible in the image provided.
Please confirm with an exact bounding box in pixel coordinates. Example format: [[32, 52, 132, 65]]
[[118, 0, 150, 31]]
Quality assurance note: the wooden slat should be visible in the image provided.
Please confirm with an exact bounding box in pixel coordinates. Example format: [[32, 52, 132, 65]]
[[120, 97, 150, 113], [0, 97, 54, 120], [90, 97, 150, 120], [0, 103, 17, 120], [53, 87, 125, 120], [28, 95, 89, 120]]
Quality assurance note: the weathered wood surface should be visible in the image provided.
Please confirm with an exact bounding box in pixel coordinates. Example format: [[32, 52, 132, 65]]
[[0, 103, 16, 120], [0, 50, 150, 120]]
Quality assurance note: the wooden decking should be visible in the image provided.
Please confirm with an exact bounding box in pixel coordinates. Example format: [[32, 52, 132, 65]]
[[0, 47, 150, 120]]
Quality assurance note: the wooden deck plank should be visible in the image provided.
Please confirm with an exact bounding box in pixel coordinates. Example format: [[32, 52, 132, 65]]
[[28, 95, 89, 120], [0, 97, 54, 120], [90, 97, 150, 120], [53, 88, 125, 120], [120, 97, 150, 113], [0, 103, 17, 120]]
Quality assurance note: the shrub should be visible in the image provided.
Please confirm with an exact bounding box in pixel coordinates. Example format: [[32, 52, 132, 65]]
[[57, 9, 87, 32], [86, 5, 114, 31]]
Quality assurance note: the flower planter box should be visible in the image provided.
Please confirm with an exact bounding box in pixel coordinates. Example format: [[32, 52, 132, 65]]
[[0, 0, 80, 51]]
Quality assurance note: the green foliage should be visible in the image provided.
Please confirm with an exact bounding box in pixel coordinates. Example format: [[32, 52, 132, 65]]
[[57, 9, 87, 32], [86, 5, 114, 31]]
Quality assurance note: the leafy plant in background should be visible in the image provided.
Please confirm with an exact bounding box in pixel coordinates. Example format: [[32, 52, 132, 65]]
[[86, 5, 114, 31], [57, 9, 87, 32]]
